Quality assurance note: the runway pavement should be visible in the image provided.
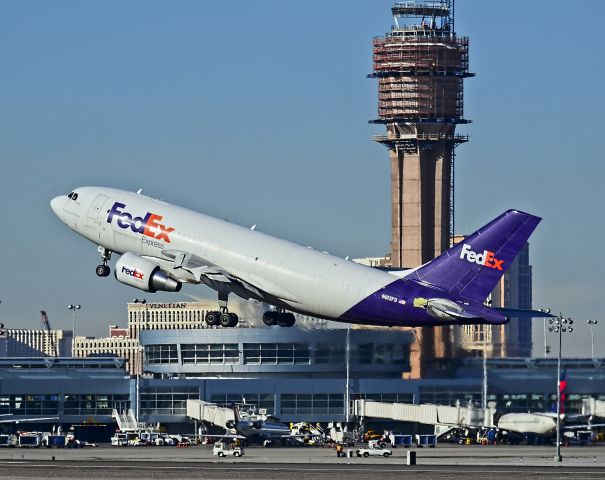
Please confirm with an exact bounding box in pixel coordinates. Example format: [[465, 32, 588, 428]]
[[1, 444, 604, 479]]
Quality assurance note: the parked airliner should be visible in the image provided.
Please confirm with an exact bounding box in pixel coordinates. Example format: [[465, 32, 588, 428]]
[[51, 187, 546, 328]]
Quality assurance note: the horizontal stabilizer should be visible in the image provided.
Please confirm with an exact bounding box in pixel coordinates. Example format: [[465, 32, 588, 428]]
[[493, 308, 556, 319]]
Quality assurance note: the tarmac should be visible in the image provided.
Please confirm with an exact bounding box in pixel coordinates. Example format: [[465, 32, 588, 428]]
[[1, 444, 605, 479]]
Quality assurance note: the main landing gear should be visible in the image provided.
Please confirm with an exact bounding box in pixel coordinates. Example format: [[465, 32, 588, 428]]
[[263, 310, 296, 327], [205, 292, 239, 328], [96, 246, 112, 277]]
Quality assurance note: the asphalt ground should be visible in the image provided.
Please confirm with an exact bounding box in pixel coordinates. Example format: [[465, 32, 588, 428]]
[[1, 444, 605, 479]]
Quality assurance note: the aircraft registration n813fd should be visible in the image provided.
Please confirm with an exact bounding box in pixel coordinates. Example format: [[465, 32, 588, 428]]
[[51, 187, 548, 328]]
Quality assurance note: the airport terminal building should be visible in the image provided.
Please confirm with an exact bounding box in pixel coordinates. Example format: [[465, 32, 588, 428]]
[[1, 320, 604, 437]]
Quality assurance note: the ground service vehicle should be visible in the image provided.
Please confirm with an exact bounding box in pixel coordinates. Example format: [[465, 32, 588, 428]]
[[0, 435, 17, 447], [43, 434, 66, 448], [356, 440, 392, 458], [213, 441, 244, 457], [416, 434, 437, 448], [18, 433, 42, 448]]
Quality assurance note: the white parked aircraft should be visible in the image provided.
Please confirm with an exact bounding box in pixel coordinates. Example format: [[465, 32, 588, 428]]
[[51, 187, 546, 328]]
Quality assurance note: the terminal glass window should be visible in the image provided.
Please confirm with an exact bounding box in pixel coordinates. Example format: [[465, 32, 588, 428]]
[[420, 389, 481, 407], [209, 393, 275, 415], [181, 344, 239, 365], [497, 394, 529, 412], [281, 393, 344, 415], [243, 343, 310, 365], [64, 394, 129, 416], [145, 344, 178, 365], [0, 394, 59, 415], [315, 344, 345, 364], [356, 393, 415, 404], [140, 387, 198, 416]]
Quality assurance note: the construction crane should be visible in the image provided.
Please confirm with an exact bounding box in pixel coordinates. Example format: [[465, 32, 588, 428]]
[[40, 310, 58, 357]]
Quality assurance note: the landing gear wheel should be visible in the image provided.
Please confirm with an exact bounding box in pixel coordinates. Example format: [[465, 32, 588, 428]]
[[96, 264, 110, 277], [219, 312, 232, 327], [228, 313, 239, 327], [205, 311, 219, 326], [263, 311, 277, 326], [277, 312, 296, 327]]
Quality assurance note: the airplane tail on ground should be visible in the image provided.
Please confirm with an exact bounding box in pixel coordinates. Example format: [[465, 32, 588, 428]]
[[409, 210, 541, 304]]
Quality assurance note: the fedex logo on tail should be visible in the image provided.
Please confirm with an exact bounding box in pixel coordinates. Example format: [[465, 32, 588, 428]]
[[107, 202, 175, 243], [460, 244, 504, 271]]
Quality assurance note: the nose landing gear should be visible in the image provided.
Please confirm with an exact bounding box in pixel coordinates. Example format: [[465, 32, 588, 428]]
[[96, 246, 112, 277]]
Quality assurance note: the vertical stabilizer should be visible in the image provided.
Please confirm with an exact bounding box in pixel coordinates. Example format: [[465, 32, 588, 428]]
[[409, 210, 541, 303]]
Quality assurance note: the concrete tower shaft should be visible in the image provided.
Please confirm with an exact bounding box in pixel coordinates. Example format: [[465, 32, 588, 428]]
[[371, 1, 473, 267]]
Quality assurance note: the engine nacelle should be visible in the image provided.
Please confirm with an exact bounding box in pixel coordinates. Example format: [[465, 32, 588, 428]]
[[114, 252, 182, 293]]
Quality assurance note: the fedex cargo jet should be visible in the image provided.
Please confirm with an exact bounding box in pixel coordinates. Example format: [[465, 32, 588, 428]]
[[50, 187, 546, 328]]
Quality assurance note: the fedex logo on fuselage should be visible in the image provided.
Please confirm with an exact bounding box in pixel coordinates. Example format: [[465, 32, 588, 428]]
[[459, 244, 504, 271], [107, 202, 175, 243]]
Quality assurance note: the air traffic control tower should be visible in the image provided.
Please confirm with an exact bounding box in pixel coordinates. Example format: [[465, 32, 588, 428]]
[[370, 1, 473, 268]]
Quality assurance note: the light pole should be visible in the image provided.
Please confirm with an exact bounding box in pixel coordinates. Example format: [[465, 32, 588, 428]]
[[133, 299, 148, 339], [482, 326, 487, 411], [0, 301, 6, 356], [67, 304, 81, 356], [548, 315, 574, 462], [345, 324, 350, 425], [135, 345, 145, 424], [587, 320, 598, 359], [539, 308, 551, 357]]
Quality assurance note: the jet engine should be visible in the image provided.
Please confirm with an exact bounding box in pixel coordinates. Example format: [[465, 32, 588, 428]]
[[114, 252, 182, 293]]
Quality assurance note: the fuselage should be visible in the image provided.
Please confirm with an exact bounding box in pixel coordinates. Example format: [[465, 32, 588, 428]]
[[496, 413, 557, 437], [51, 187, 507, 327]]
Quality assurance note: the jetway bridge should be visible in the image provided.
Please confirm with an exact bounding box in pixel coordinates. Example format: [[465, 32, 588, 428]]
[[186, 399, 235, 429], [352, 400, 493, 429], [583, 398, 605, 418]]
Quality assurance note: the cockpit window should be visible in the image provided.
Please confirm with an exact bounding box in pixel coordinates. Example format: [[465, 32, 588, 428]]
[[68, 192, 74, 199], [67, 192, 78, 201]]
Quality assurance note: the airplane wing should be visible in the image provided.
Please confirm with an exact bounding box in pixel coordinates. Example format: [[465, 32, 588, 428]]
[[153, 250, 301, 304], [0, 416, 59, 423], [563, 423, 605, 431]]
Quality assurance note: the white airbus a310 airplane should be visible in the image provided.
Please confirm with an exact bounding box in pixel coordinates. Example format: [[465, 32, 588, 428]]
[[51, 187, 547, 328]]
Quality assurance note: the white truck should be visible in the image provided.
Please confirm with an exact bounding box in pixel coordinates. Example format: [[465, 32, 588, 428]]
[[356, 440, 392, 458], [213, 441, 244, 457]]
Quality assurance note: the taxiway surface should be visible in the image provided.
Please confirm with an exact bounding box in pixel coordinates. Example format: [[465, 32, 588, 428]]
[[1, 444, 604, 479]]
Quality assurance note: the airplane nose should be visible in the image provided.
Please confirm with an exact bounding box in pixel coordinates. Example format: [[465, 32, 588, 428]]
[[50, 196, 64, 217]]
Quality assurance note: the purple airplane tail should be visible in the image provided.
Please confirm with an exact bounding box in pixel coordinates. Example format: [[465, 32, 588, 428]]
[[409, 210, 541, 304]]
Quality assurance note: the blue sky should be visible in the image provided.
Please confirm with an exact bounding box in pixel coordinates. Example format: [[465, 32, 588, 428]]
[[0, 1, 602, 357]]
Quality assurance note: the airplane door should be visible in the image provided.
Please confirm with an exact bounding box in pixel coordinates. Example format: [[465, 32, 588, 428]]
[[88, 194, 110, 222]]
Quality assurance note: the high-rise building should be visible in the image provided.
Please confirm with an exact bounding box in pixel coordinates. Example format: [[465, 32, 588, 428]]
[[74, 302, 223, 375], [127, 301, 216, 338], [0, 329, 72, 357], [73, 326, 142, 374], [458, 240, 533, 358]]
